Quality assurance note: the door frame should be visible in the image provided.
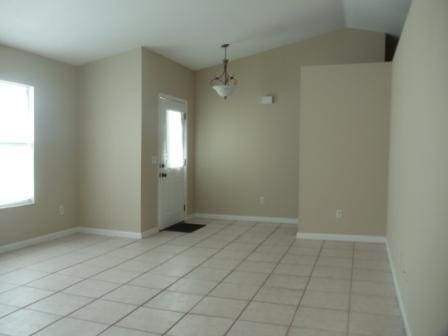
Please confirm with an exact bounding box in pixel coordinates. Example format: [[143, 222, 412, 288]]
[[157, 93, 188, 230]]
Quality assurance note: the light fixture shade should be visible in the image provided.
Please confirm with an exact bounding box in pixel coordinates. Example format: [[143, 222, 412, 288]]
[[212, 84, 237, 98]]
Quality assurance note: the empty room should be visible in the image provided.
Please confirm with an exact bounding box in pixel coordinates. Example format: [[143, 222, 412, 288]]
[[0, 0, 447, 335]]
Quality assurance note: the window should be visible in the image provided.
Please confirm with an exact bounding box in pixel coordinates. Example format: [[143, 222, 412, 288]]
[[0, 80, 35, 208], [166, 110, 184, 169]]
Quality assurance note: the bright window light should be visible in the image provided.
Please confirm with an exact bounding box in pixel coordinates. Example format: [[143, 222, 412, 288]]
[[166, 110, 184, 169], [0, 80, 35, 208]]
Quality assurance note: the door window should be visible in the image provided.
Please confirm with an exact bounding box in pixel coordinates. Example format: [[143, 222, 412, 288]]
[[166, 110, 184, 169]]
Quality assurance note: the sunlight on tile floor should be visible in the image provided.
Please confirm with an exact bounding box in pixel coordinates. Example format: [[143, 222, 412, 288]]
[[0, 219, 405, 336]]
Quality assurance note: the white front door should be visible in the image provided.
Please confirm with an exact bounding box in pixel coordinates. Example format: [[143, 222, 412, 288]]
[[158, 95, 187, 230]]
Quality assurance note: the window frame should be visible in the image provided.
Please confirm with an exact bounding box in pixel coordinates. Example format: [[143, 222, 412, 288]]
[[0, 79, 35, 210]]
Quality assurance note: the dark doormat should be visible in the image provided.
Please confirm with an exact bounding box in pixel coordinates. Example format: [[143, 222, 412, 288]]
[[163, 222, 205, 233]]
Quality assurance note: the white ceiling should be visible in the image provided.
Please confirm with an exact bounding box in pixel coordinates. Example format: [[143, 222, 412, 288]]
[[0, 0, 410, 70]]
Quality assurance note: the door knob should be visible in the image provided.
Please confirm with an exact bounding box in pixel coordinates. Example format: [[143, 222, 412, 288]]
[[159, 173, 167, 178]]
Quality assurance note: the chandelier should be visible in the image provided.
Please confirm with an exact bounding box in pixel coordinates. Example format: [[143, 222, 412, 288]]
[[210, 44, 237, 99]]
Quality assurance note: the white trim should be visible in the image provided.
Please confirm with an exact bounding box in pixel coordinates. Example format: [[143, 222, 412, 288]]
[[296, 232, 386, 243], [142, 227, 159, 238], [386, 240, 412, 336], [0, 227, 78, 254], [0, 226, 165, 254], [159, 93, 187, 105], [0, 199, 35, 210], [190, 213, 298, 225], [77, 227, 143, 239]]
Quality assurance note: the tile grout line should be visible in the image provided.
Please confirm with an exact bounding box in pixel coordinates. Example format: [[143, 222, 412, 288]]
[[0, 235, 151, 319], [2, 225, 317, 335], [28, 222, 238, 335], [0, 234, 114, 276], [283, 239, 325, 336], [217, 227, 297, 332], [56, 225, 234, 335], [159, 224, 289, 336], [142, 223, 281, 335], [103, 221, 276, 335], [15, 230, 197, 334], [346, 242, 356, 336], [97, 221, 266, 335], [218, 227, 299, 336], [1, 227, 400, 336], [0, 237, 112, 285]]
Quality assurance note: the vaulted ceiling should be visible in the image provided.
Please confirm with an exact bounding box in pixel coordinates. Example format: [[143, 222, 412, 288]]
[[0, 0, 410, 70]]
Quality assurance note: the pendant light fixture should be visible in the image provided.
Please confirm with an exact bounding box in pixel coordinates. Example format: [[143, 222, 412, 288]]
[[210, 44, 237, 99]]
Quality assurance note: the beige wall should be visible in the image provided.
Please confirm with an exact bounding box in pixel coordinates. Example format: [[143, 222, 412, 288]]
[[1, 45, 195, 239], [79, 49, 143, 233], [387, 1, 448, 335], [194, 29, 385, 218], [1, 45, 193, 244], [141, 48, 195, 232], [299, 63, 391, 236], [0, 45, 78, 245]]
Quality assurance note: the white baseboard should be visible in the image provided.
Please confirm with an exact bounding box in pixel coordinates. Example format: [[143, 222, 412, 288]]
[[141, 227, 159, 238], [1, 226, 161, 254], [0, 227, 79, 254], [77, 227, 143, 239], [190, 213, 299, 225], [296, 232, 386, 243], [386, 240, 412, 336]]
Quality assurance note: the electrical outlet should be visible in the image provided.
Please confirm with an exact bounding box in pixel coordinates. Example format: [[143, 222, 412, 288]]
[[259, 196, 265, 205], [336, 209, 343, 219], [58, 205, 65, 216]]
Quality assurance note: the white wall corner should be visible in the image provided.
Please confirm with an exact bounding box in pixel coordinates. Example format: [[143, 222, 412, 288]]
[[386, 240, 412, 336], [189, 213, 299, 225]]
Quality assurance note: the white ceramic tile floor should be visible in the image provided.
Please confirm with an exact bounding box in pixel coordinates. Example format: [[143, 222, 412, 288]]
[[0, 220, 405, 335]]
